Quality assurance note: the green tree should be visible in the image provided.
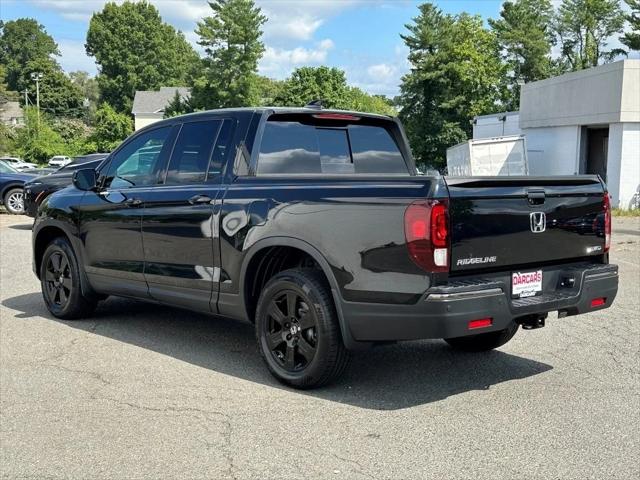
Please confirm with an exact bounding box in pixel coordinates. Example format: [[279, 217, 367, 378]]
[[91, 103, 133, 151], [52, 117, 96, 155], [489, 0, 555, 109], [620, 0, 640, 50], [191, 0, 267, 109], [23, 58, 85, 117], [13, 108, 67, 162], [0, 122, 16, 155], [273, 66, 349, 109], [344, 88, 396, 116], [0, 64, 18, 103], [398, 4, 507, 170], [86, 1, 199, 113], [268, 67, 396, 115], [555, 0, 626, 70], [0, 19, 84, 117], [0, 19, 59, 93], [163, 89, 193, 118], [69, 71, 100, 123], [254, 75, 284, 106]]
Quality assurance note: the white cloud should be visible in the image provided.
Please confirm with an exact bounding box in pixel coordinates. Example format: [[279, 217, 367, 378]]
[[57, 39, 97, 75], [260, 39, 335, 78], [267, 16, 324, 41], [367, 63, 396, 82]]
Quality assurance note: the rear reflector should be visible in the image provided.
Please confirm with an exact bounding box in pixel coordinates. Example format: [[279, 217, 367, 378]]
[[468, 318, 493, 330], [590, 297, 606, 308]]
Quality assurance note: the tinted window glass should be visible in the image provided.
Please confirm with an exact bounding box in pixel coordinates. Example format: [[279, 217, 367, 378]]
[[165, 120, 221, 185], [348, 125, 406, 174], [104, 127, 171, 188], [317, 128, 353, 174], [257, 122, 321, 174], [257, 119, 407, 175], [209, 120, 234, 178]]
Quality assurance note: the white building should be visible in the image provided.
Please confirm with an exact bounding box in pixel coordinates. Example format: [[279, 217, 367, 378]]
[[473, 60, 639, 209], [131, 87, 190, 131]]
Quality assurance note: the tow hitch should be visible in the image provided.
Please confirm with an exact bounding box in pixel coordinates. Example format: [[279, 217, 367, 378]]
[[517, 314, 547, 330]]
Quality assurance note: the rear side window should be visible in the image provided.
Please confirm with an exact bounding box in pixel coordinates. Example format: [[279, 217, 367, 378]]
[[349, 125, 406, 174], [165, 120, 222, 184], [256, 118, 407, 175]]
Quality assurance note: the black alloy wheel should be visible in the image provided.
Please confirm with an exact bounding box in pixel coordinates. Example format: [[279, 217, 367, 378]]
[[265, 290, 318, 372], [256, 269, 350, 389], [40, 237, 98, 319], [44, 250, 72, 308]]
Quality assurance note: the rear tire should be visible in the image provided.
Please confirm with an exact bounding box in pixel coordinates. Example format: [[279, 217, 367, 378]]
[[3, 188, 24, 214], [40, 237, 97, 320], [445, 322, 519, 352], [255, 268, 350, 389]]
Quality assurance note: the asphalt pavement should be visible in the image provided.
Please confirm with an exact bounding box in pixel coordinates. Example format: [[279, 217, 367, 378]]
[[1, 213, 638, 479]]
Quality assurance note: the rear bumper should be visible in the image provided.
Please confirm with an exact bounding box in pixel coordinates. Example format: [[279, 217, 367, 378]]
[[341, 263, 618, 343]]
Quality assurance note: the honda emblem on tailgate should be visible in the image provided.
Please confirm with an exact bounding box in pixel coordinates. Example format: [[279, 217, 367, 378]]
[[530, 212, 546, 233]]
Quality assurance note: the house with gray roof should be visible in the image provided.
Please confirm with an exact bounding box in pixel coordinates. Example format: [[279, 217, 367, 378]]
[[131, 87, 190, 131], [0, 101, 25, 126]]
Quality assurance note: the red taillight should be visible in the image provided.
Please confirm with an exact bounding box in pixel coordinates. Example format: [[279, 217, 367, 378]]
[[404, 200, 450, 272], [604, 193, 611, 252], [591, 297, 606, 308], [468, 318, 493, 330]]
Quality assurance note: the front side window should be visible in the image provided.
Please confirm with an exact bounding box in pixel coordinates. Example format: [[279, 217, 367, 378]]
[[104, 127, 172, 189], [165, 120, 222, 185], [256, 117, 407, 175]]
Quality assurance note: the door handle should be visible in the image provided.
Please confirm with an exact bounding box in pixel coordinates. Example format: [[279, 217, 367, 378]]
[[188, 194, 212, 205], [123, 197, 143, 207]]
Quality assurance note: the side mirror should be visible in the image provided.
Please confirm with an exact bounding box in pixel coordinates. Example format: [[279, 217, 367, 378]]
[[72, 168, 98, 191]]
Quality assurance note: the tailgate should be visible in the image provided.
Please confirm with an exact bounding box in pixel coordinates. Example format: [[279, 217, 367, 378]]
[[445, 176, 607, 273]]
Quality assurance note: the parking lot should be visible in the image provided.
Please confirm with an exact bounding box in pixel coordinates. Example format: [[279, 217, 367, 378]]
[[0, 212, 638, 480]]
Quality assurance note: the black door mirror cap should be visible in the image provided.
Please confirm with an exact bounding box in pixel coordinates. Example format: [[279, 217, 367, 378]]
[[72, 168, 98, 191]]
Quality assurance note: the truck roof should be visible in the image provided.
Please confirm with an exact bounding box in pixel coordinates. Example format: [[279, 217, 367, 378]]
[[164, 107, 395, 122]]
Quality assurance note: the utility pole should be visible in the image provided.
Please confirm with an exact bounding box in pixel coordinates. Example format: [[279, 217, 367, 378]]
[[30, 72, 43, 127]]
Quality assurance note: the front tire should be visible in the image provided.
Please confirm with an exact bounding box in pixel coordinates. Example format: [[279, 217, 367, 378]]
[[445, 322, 519, 352], [3, 188, 25, 214], [40, 237, 97, 319], [255, 269, 350, 389]]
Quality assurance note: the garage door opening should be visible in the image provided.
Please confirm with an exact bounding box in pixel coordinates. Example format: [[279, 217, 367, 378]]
[[581, 127, 609, 182]]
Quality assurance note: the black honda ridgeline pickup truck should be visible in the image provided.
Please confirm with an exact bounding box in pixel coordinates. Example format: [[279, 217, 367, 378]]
[[32, 107, 618, 388]]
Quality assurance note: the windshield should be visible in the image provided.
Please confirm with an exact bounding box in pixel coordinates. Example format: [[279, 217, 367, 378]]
[[0, 161, 19, 173]]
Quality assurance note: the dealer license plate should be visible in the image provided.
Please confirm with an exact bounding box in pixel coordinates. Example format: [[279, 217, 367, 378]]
[[512, 270, 543, 298]]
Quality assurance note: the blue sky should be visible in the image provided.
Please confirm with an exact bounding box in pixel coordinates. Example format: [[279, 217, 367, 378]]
[[4, 0, 632, 97]]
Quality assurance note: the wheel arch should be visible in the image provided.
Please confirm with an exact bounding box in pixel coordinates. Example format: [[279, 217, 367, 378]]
[[33, 221, 94, 298], [240, 236, 364, 350], [1, 183, 25, 202]]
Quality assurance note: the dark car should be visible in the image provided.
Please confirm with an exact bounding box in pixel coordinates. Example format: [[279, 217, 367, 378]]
[[32, 108, 618, 388], [23, 153, 109, 217], [0, 160, 37, 214]]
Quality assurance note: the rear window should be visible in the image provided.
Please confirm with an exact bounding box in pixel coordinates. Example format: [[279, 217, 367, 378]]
[[256, 117, 407, 175]]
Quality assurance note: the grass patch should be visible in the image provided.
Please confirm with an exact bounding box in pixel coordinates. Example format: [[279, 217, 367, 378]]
[[612, 208, 640, 217]]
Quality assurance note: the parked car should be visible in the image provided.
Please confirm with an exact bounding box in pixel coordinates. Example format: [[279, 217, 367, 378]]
[[0, 156, 38, 171], [32, 107, 618, 388], [47, 155, 72, 168], [23, 153, 109, 217], [0, 160, 37, 214]]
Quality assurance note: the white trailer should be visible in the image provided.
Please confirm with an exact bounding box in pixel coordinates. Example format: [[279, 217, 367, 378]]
[[446, 135, 528, 176]]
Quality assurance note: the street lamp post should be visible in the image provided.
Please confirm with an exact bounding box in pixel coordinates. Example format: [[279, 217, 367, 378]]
[[30, 72, 43, 127]]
